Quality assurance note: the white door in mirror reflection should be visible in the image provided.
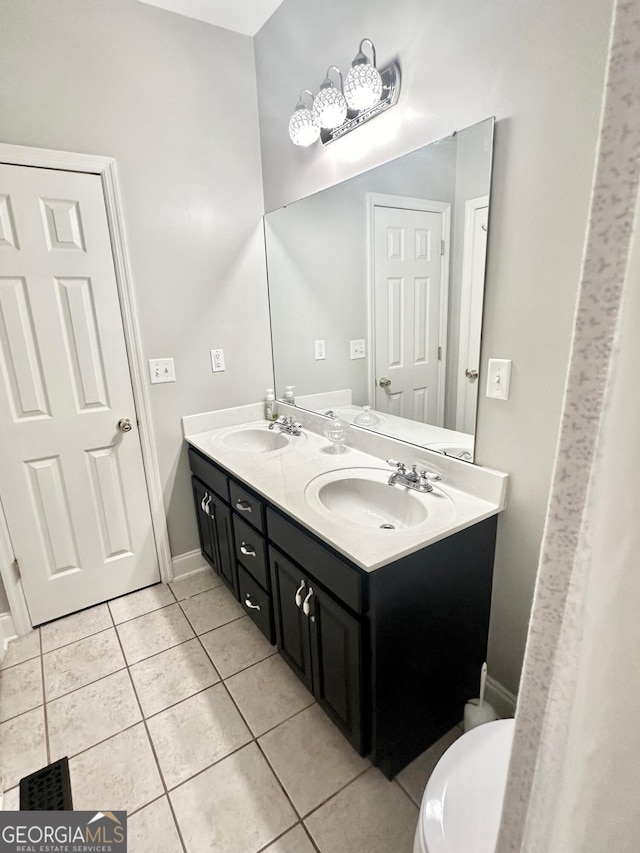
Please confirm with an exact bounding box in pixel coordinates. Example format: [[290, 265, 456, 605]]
[[373, 203, 449, 425]]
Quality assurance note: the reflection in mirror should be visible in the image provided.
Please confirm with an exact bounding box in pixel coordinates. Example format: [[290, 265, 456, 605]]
[[265, 118, 494, 462]]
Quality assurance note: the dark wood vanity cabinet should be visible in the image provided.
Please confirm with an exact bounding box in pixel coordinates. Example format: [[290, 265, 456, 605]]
[[188, 445, 497, 779]]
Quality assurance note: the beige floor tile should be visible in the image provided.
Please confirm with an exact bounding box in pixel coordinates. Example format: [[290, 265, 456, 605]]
[[0, 657, 42, 723], [305, 768, 418, 853], [128, 796, 183, 853], [170, 742, 296, 853], [200, 616, 275, 678], [109, 583, 176, 625], [69, 723, 164, 814], [117, 604, 194, 665], [169, 569, 220, 601], [0, 707, 47, 789], [226, 654, 314, 736], [259, 704, 369, 816], [396, 727, 461, 806], [179, 586, 243, 635], [0, 630, 40, 670], [43, 628, 126, 701], [130, 638, 220, 718], [40, 604, 112, 653], [262, 825, 317, 853], [48, 669, 141, 759], [2, 787, 20, 810], [147, 683, 251, 788]]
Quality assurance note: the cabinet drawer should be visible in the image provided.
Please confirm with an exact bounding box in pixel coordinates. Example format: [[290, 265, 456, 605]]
[[233, 515, 269, 589], [229, 482, 265, 533], [267, 509, 363, 614], [188, 448, 229, 502], [238, 565, 274, 643]]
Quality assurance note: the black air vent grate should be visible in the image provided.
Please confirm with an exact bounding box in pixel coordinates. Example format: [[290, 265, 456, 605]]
[[20, 757, 73, 810]]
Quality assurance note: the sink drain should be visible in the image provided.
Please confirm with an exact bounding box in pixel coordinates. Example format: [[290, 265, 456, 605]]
[[380, 523, 396, 530]]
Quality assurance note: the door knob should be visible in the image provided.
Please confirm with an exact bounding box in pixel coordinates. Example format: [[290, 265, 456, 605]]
[[464, 369, 479, 380], [379, 377, 391, 388], [118, 417, 133, 432]]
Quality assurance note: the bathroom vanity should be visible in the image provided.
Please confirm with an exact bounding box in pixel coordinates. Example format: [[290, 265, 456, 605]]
[[184, 408, 506, 778]]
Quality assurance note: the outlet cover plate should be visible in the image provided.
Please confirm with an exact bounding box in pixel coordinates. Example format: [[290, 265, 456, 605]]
[[315, 340, 326, 360], [149, 358, 175, 384], [350, 339, 366, 360], [210, 349, 225, 372]]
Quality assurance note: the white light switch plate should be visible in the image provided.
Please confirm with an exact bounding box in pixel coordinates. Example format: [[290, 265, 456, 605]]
[[315, 340, 326, 360], [350, 339, 366, 360], [486, 358, 512, 400], [148, 358, 175, 384]]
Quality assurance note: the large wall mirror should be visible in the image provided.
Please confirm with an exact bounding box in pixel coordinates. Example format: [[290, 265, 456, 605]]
[[265, 118, 494, 462]]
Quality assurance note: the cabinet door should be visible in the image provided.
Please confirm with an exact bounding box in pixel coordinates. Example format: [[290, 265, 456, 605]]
[[209, 492, 238, 599], [270, 548, 313, 692], [310, 585, 363, 752], [192, 477, 216, 570]]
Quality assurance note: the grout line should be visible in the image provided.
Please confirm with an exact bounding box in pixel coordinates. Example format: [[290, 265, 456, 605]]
[[298, 764, 373, 823], [301, 822, 323, 853], [38, 629, 50, 765], [108, 602, 188, 853]]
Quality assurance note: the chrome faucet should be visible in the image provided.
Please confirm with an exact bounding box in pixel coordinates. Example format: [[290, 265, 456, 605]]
[[269, 415, 303, 436], [386, 460, 441, 493]]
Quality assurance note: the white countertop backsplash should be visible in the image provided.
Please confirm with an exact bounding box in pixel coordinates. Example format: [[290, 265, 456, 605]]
[[182, 403, 508, 572]]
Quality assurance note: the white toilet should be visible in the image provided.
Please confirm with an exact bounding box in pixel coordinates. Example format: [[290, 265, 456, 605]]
[[413, 718, 515, 853]]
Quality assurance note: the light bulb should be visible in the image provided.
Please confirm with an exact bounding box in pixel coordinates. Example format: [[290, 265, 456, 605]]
[[313, 83, 347, 130], [344, 63, 383, 111], [288, 90, 320, 147]]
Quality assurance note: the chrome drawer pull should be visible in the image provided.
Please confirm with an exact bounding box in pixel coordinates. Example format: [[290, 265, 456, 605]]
[[244, 594, 261, 611], [205, 495, 213, 517], [201, 491, 209, 511], [302, 587, 314, 617], [295, 580, 306, 607], [236, 500, 252, 513], [240, 543, 256, 557]]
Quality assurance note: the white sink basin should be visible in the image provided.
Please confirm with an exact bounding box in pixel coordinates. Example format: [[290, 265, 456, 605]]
[[215, 424, 298, 453], [304, 467, 456, 532]]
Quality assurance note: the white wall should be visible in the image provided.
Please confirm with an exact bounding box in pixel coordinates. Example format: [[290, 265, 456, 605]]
[[0, 0, 273, 559], [255, 0, 615, 693]]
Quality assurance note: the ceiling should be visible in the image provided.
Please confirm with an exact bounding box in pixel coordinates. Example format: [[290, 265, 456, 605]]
[[137, 0, 286, 36]]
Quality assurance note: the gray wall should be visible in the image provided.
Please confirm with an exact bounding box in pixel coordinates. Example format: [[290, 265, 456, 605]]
[[0, 0, 272, 561], [255, 0, 614, 693]]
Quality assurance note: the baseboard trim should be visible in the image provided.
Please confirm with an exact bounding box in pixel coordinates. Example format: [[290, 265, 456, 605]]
[[0, 611, 17, 653], [485, 675, 517, 718], [171, 549, 208, 580]]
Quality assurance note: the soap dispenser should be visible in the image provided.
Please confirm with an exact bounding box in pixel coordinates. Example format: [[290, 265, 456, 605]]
[[265, 389, 276, 421], [284, 386, 296, 405]]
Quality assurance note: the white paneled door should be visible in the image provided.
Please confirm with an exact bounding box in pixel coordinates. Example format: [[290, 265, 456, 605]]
[[0, 164, 159, 625], [373, 204, 446, 424]]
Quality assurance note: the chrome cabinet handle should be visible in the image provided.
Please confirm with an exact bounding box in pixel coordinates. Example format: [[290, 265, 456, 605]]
[[118, 417, 133, 432], [235, 500, 252, 513], [379, 377, 391, 388], [302, 587, 314, 617], [244, 594, 261, 611], [465, 368, 479, 380], [201, 491, 208, 512], [240, 543, 256, 557], [295, 580, 306, 607], [205, 495, 213, 517]]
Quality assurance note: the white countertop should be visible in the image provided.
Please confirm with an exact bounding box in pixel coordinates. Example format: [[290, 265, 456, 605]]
[[183, 404, 508, 572]]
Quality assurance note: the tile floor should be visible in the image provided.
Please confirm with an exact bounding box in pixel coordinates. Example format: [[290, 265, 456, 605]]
[[0, 569, 462, 852]]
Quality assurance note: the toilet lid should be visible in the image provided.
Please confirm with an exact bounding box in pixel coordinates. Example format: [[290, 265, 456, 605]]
[[419, 718, 515, 853]]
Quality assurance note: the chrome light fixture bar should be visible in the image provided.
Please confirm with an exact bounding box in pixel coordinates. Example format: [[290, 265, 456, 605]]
[[288, 39, 400, 148]]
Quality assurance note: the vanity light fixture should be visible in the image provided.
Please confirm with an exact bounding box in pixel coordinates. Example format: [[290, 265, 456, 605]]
[[287, 38, 400, 147], [288, 90, 320, 147]]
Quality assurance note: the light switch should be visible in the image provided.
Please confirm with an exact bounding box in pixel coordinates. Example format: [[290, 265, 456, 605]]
[[148, 358, 175, 384], [486, 358, 512, 400]]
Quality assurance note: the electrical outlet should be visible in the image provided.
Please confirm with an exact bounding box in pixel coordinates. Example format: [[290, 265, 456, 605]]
[[486, 358, 512, 400], [148, 358, 175, 384], [315, 340, 326, 360], [210, 349, 225, 372], [350, 339, 366, 360]]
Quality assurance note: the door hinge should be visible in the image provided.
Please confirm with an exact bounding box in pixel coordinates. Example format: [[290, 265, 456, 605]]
[[438, 346, 442, 361], [440, 240, 445, 256], [12, 558, 20, 579]]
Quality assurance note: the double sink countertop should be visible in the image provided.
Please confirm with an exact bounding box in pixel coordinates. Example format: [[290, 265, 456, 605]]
[[182, 403, 508, 573]]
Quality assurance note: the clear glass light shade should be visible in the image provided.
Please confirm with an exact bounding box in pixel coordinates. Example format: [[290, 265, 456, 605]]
[[313, 86, 348, 129], [344, 63, 383, 111], [288, 107, 320, 146]]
